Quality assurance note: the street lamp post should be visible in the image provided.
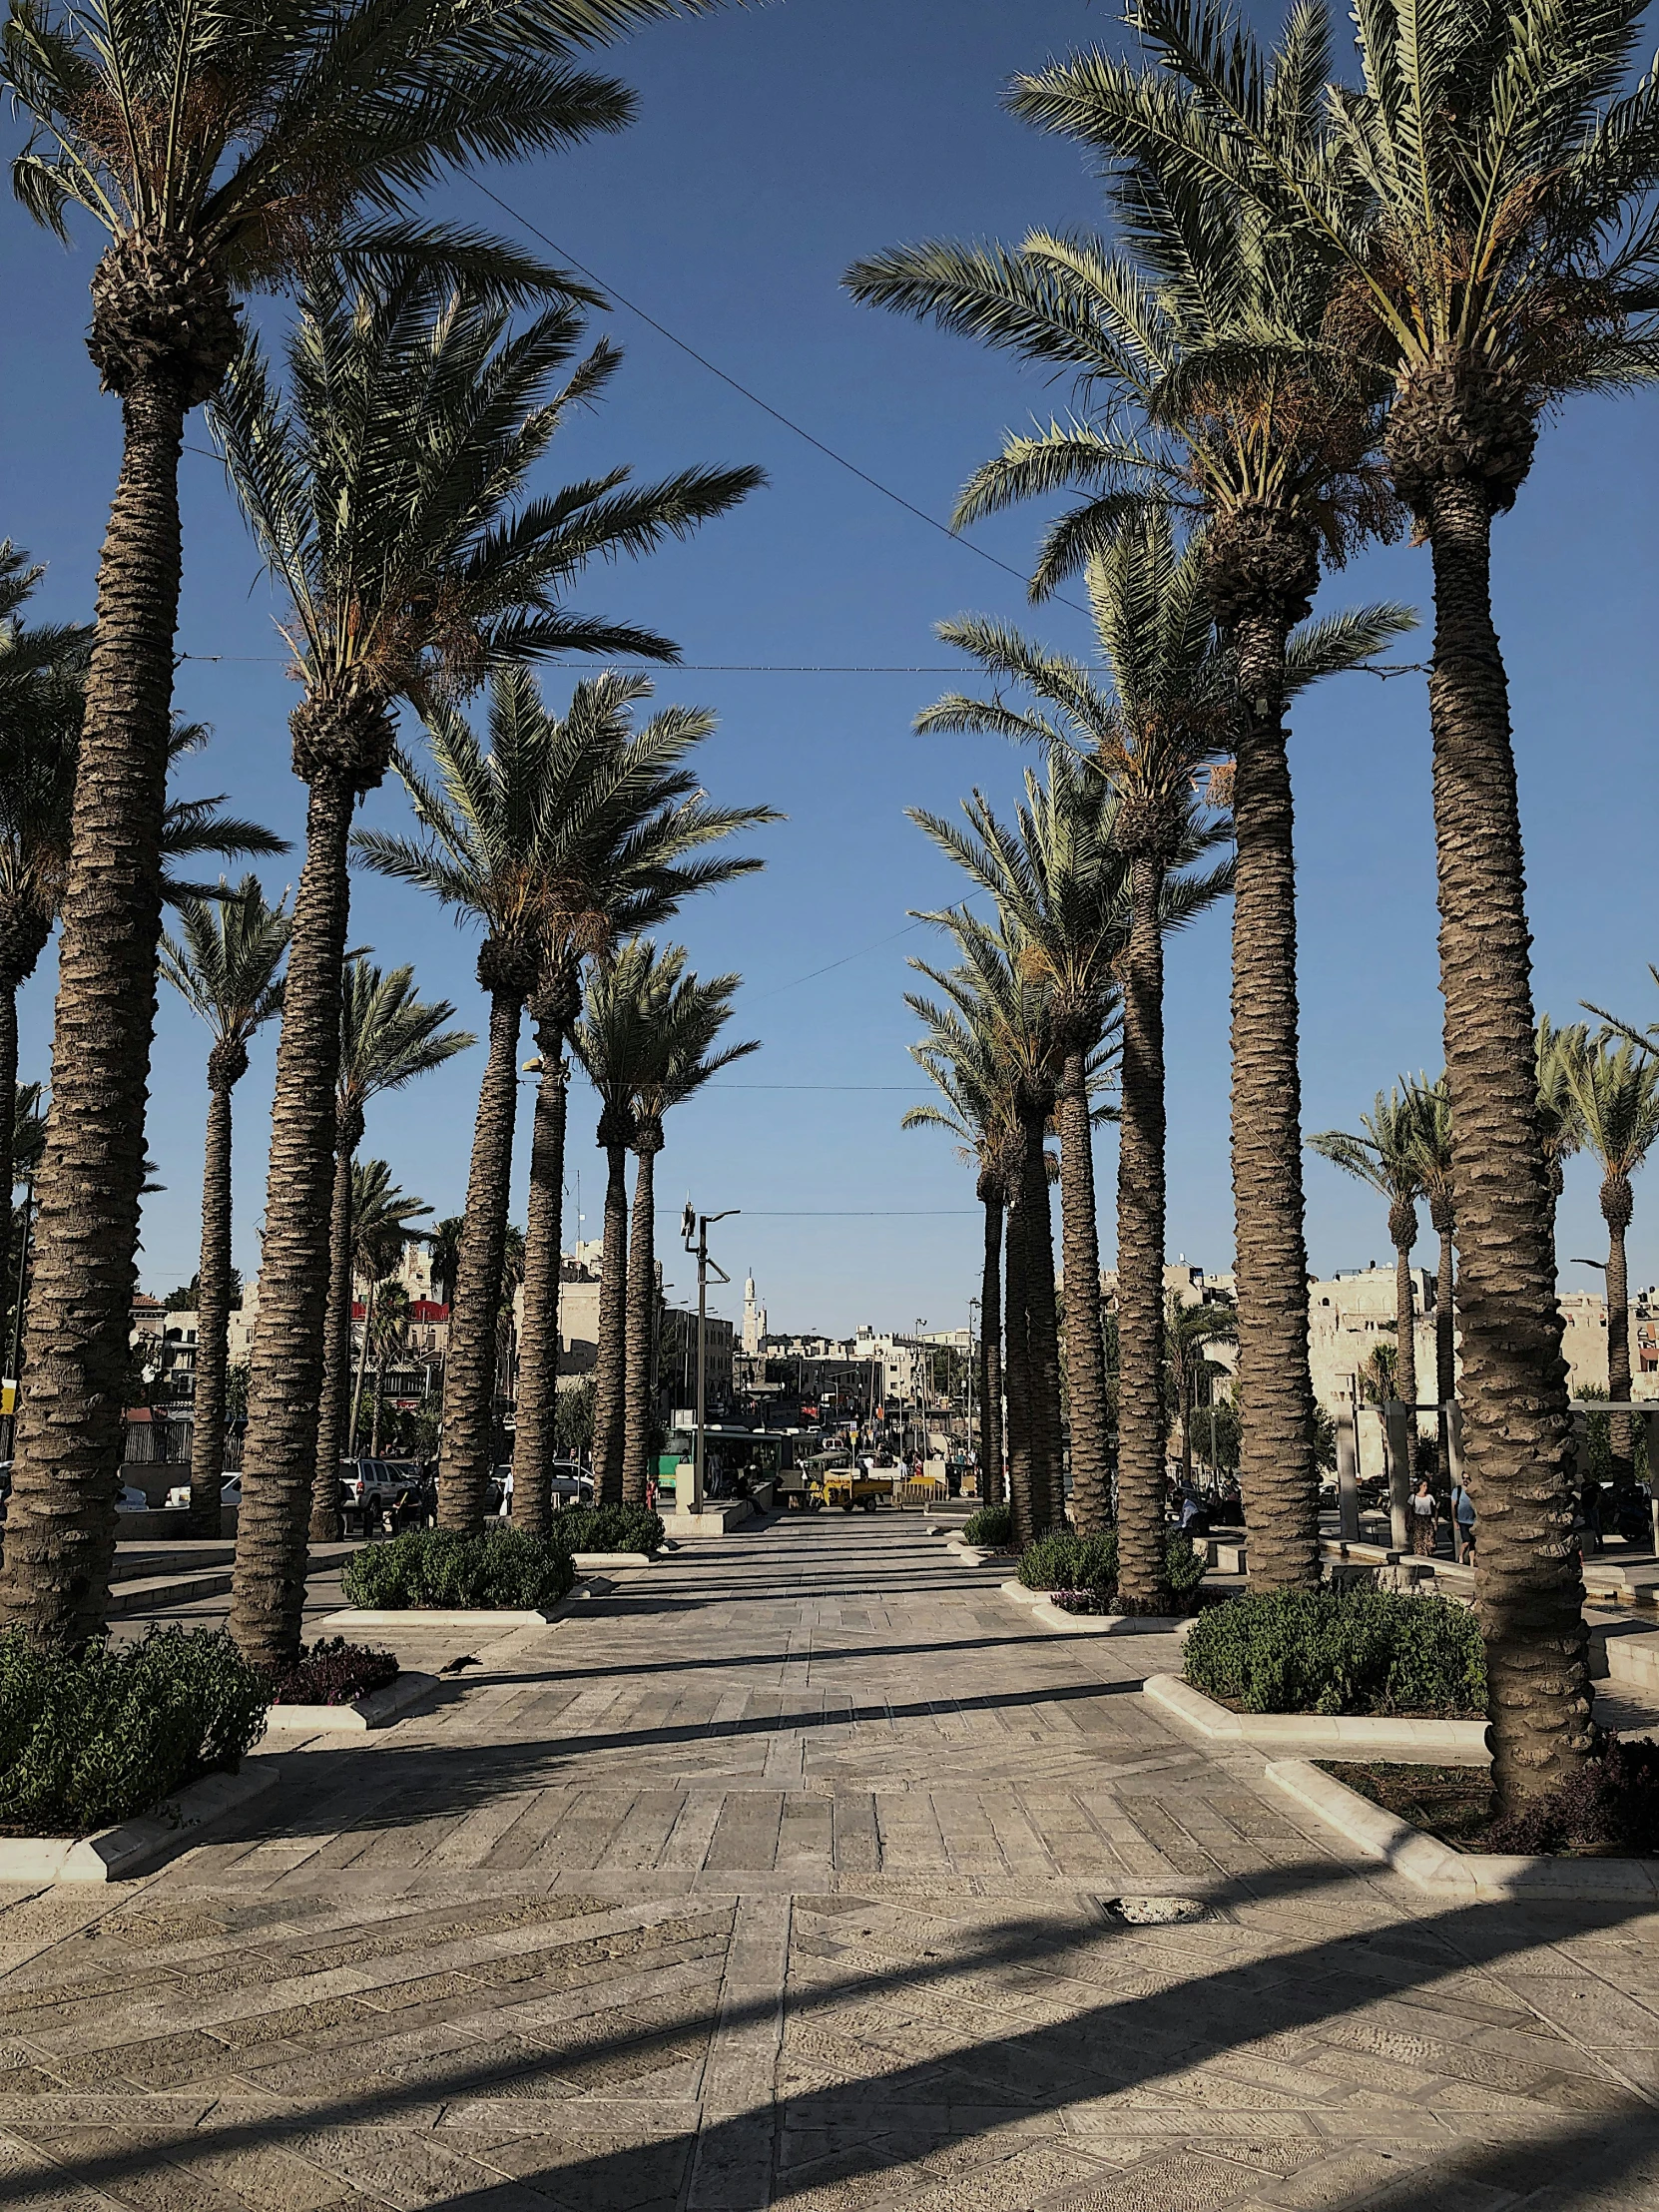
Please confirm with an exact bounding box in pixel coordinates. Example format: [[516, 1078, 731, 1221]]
[[682, 1202, 738, 1514]]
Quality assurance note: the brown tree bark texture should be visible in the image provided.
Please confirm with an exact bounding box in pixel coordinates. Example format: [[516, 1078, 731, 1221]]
[[1020, 1113, 1062, 1536], [1393, 1231, 1418, 1481], [1424, 478, 1588, 1806], [231, 775, 353, 1665], [438, 991, 523, 1532], [1229, 613, 1320, 1591], [1116, 860, 1173, 1609], [1057, 1056, 1111, 1538], [187, 1080, 236, 1538], [1432, 1200, 1456, 1470], [309, 1140, 355, 1542], [1, 386, 187, 1644], [511, 1038, 567, 1540], [0, 982, 19, 1335], [623, 1135, 659, 1506], [1604, 1181, 1633, 1491], [978, 1192, 1004, 1506], [590, 1139, 631, 1505], [1002, 1189, 1034, 1549]]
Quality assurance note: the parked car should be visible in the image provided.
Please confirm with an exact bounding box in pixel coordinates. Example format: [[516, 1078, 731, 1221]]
[[166, 1475, 242, 1510], [340, 1458, 407, 1509], [550, 1460, 595, 1505]]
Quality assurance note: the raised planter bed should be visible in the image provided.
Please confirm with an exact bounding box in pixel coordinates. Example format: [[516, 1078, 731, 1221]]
[[1030, 1599, 1194, 1637], [317, 1604, 567, 1630], [0, 1760, 279, 1885], [662, 1499, 752, 1537], [569, 1550, 656, 1572], [263, 1671, 436, 1733], [1268, 1757, 1659, 1901], [1145, 1672, 1489, 1754]]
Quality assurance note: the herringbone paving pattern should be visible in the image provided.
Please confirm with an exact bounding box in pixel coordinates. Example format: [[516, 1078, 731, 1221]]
[[3, 1516, 1658, 2211]]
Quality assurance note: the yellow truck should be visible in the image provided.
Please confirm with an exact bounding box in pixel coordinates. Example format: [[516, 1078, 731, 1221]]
[[806, 1453, 896, 1512]]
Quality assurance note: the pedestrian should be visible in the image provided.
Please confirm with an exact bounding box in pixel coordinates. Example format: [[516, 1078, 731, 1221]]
[[1408, 1475, 1437, 1557], [1450, 1479, 1476, 1564]]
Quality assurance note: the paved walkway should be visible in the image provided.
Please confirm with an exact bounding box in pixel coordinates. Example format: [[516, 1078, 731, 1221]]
[[4, 1514, 1659, 2212]]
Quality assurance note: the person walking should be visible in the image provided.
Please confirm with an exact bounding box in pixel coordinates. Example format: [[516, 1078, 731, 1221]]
[[1450, 1480, 1476, 1565], [1408, 1475, 1438, 1558]]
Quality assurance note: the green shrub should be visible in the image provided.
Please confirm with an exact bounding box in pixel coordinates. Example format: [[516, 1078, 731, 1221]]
[[551, 1501, 665, 1554], [342, 1526, 576, 1611], [0, 1626, 268, 1839], [1183, 1586, 1484, 1717], [962, 1502, 1012, 1548], [265, 1638, 398, 1707], [1016, 1529, 1205, 1608]]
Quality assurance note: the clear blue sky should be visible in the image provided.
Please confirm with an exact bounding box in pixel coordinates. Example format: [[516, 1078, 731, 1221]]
[[5, 0, 1658, 1336]]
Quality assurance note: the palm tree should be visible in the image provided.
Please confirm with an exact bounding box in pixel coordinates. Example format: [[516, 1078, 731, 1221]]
[[901, 1019, 1023, 1509], [0, 0, 703, 1649], [1, 1081, 47, 1460], [1096, 0, 1659, 1825], [1557, 1033, 1659, 1496], [1404, 1074, 1457, 1456], [158, 878, 290, 1534], [366, 1282, 412, 1458], [1165, 1293, 1238, 1491], [356, 669, 770, 1536], [344, 1163, 431, 1450], [429, 1219, 466, 1314], [623, 958, 757, 1504], [1310, 1089, 1429, 1474], [1538, 1017, 1591, 1258], [311, 960, 471, 1540], [214, 275, 757, 1663], [847, 31, 1412, 1596]]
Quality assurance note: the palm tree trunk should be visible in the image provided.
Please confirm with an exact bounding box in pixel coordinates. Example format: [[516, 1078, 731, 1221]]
[[591, 1132, 631, 1506], [1057, 1051, 1112, 1539], [511, 1038, 568, 1539], [1117, 855, 1172, 1609], [623, 1134, 660, 1505], [437, 990, 523, 1532], [370, 1355, 385, 1457], [231, 771, 353, 1667], [978, 1187, 1003, 1506], [349, 1280, 376, 1451], [1390, 1199, 1419, 1483], [1431, 1196, 1456, 1473], [0, 383, 188, 1645], [1228, 609, 1320, 1591], [309, 1137, 355, 1541], [1020, 1109, 1062, 1535], [1179, 1373, 1195, 1488], [1003, 1187, 1034, 1548], [1424, 478, 1588, 1811], [0, 977, 18, 1334], [1604, 1178, 1634, 1492], [187, 1078, 237, 1538]]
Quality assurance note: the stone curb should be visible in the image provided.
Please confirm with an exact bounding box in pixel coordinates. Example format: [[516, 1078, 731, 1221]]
[[1144, 1672, 1490, 1753], [1000, 1579, 1045, 1605], [263, 1670, 438, 1734], [1030, 1599, 1193, 1637], [317, 1605, 568, 1630], [105, 1542, 358, 1620], [0, 1759, 281, 1886], [1266, 1757, 1659, 1900], [569, 1551, 657, 1571]]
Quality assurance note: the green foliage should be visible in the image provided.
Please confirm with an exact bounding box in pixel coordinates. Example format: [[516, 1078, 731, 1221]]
[[1184, 1589, 1484, 1718], [556, 1380, 596, 1452], [342, 1528, 575, 1612], [551, 1502, 665, 1555], [0, 1628, 268, 1838], [1017, 1528, 1204, 1606], [1188, 1396, 1240, 1472], [1574, 1385, 1651, 1484], [962, 1501, 1013, 1547]]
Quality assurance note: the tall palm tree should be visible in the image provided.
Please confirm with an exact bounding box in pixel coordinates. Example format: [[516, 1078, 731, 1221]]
[[428, 1219, 466, 1313], [623, 957, 757, 1503], [158, 878, 290, 1534], [1557, 1032, 1659, 1496], [573, 942, 677, 1506], [0, 0, 703, 1648], [344, 1162, 431, 1450], [901, 1017, 1023, 1509], [1165, 1293, 1238, 1491], [1310, 1088, 1429, 1474], [214, 274, 757, 1664], [311, 960, 471, 1540], [366, 1281, 412, 1458], [356, 669, 770, 1535], [1, 1081, 46, 1459], [1098, 0, 1659, 1827], [1538, 1016, 1591, 1258], [1404, 1073, 1457, 1453], [847, 31, 1411, 1596]]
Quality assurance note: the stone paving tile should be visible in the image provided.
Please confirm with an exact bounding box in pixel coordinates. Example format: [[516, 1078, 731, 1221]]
[[5, 1518, 1659, 2208]]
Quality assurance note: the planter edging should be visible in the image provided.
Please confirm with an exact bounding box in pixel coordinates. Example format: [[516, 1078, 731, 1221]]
[[569, 1550, 656, 1571], [1145, 1673, 1490, 1753], [0, 1758, 280, 1885], [1266, 1757, 1659, 1900], [317, 1604, 568, 1630], [263, 1670, 438, 1734], [1030, 1600, 1194, 1637]]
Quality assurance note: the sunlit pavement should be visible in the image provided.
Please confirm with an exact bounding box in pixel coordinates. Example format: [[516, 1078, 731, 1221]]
[[4, 1511, 1659, 2211]]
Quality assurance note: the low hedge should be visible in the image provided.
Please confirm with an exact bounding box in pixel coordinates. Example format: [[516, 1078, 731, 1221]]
[[265, 1638, 399, 1708], [551, 1501, 666, 1555], [962, 1502, 1012, 1548], [1183, 1586, 1484, 1717], [1015, 1527, 1206, 1609], [342, 1526, 576, 1612], [0, 1626, 268, 1839]]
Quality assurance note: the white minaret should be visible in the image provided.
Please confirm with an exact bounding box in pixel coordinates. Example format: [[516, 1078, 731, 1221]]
[[743, 1271, 767, 1355]]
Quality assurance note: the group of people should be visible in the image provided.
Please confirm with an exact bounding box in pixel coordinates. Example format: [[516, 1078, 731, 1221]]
[[1407, 1476, 1478, 1563]]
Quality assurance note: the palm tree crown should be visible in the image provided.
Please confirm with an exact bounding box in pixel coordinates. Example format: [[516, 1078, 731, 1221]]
[[159, 876, 291, 1084], [336, 958, 473, 1153]]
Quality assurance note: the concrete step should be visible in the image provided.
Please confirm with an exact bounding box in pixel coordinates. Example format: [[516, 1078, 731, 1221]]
[[1602, 1625, 1659, 1693]]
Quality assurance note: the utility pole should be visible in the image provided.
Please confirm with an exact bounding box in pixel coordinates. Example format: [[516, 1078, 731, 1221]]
[[682, 1202, 738, 1514]]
